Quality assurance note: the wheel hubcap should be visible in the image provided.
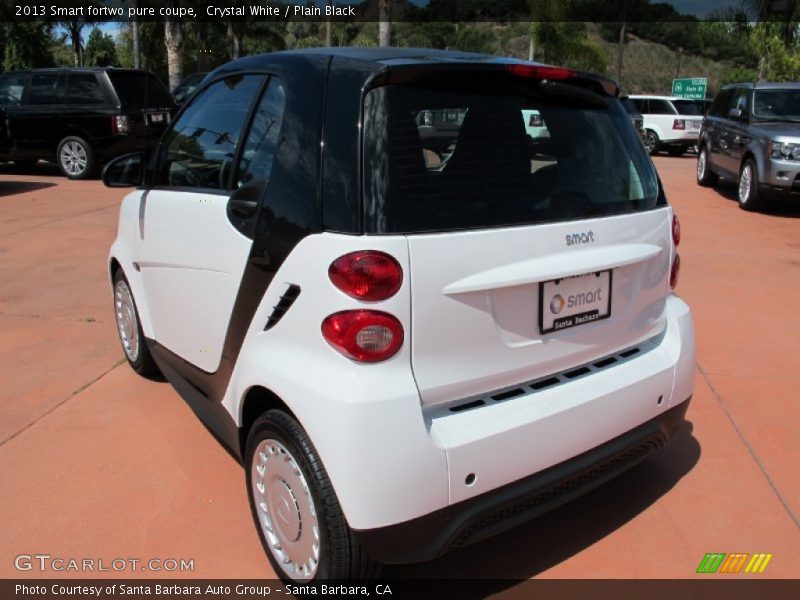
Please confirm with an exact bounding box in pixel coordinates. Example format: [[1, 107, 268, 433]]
[[251, 439, 320, 580], [697, 151, 706, 180], [114, 280, 139, 362], [739, 165, 752, 204], [646, 133, 656, 153], [60, 141, 87, 176]]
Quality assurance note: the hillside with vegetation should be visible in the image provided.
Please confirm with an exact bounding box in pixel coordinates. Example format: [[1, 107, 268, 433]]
[[1, 0, 797, 98]]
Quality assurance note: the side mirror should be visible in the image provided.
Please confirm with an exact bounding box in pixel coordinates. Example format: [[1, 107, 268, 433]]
[[102, 152, 144, 188], [727, 107, 745, 120]]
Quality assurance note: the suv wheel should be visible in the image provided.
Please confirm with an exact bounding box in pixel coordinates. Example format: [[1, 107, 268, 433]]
[[644, 130, 660, 155], [57, 136, 97, 179], [696, 147, 718, 187], [113, 270, 159, 377], [246, 410, 381, 583], [738, 159, 763, 211]]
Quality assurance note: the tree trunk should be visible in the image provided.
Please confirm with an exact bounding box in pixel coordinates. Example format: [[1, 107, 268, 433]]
[[164, 19, 184, 92], [326, 0, 332, 46], [378, 0, 391, 47], [616, 22, 626, 84], [528, 36, 534, 61], [227, 23, 242, 60], [132, 0, 140, 68]]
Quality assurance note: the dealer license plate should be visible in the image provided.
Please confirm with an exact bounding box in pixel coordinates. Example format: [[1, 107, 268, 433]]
[[539, 270, 612, 333]]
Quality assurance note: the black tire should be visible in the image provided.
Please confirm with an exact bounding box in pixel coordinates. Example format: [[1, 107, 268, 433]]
[[112, 270, 160, 377], [738, 158, 763, 212], [245, 410, 382, 583], [57, 136, 97, 179], [644, 130, 660, 155], [696, 147, 718, 187]]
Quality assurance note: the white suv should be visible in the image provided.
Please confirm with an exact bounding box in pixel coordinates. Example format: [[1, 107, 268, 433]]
[[105, 48, 695, 583], [630, 95, 704, 155]]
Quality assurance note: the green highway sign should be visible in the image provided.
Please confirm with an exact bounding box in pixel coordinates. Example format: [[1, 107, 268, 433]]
[[672, 78, 707, 100]]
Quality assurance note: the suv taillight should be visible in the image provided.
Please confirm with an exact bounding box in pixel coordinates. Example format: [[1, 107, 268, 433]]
[[671, 213, 681, 289], [672, 214, 681, 246], [670, 254, 681, 289], [329, 251, 402, 301], [111, 115, 130, 134], [673, 119, 685, 130], [321, 310, 404, 362]]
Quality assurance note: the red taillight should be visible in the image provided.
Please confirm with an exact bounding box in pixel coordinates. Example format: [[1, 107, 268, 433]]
[[670, 254, 681, 289], [329, 251, 403, 302], [672, 214, 681, 246], [505, 64, 576, 80], [673, 119, 685, 130], [321, 310, 404, 363], [111, 115, 130, 134]]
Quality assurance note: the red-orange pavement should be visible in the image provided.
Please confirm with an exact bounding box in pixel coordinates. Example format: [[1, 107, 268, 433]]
[[0, 157, 798, 583]]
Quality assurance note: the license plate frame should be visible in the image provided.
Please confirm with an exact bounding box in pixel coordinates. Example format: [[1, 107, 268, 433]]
[[147, 112, 166, 125], [538, 270, 613, 334]]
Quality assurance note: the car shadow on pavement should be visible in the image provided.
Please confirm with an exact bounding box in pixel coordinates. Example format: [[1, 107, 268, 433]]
[[0, 180, 57, 197], [713, 180, 800, 218], [386, 420, 700, 585]]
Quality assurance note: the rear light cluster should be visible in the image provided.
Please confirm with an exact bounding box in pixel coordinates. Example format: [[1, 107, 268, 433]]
[[672, 119, 686, 130], [111, 115, 130, 134], [322, 251, 404, 363], [671, 214, 681, 289]]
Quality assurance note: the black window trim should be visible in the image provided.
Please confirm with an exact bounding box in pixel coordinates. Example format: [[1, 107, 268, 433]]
[[147, 71, 272, 194]]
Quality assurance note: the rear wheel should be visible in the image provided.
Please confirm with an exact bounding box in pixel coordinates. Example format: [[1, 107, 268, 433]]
[[696, 147, 718, 187], [57, 136, 97, 179], [738, 159, 763, 211], [644, 130, 660, 155], [246, 410, 381, 583]]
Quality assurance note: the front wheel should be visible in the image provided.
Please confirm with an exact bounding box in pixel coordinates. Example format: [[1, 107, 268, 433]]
[[57, 136, 97, 179], [246, 410, 381, 583], [738, 159, 763, 211], [113, 270, 159, 377], [644, 130, 660, 155], [696, 147, 718, 187]]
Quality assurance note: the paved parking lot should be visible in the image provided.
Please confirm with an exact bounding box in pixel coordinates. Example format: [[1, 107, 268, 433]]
[[0, 157, 798, 581]]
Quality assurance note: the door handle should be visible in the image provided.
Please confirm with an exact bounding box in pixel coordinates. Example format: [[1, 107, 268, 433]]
[[228, 197, 258, 217]]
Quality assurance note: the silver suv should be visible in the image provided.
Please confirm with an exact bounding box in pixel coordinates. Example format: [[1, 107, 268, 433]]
[[697, 82, 800, 210]]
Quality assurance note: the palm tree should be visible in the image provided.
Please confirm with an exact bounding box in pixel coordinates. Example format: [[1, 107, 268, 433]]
[[164, 16, 184, 92], [132, 0, 141, 68], [379, 0, 392, 47]]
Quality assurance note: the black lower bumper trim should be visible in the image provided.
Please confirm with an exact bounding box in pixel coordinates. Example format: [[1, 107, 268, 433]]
[[354, 398, 691, 564]]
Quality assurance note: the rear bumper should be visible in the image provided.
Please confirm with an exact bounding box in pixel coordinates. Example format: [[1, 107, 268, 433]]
[[354, 397, 690, 564]]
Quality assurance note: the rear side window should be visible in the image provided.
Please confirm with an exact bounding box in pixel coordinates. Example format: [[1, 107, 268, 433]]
[[648, 99, 676, 114], [631, 98, 648, 113], [26, 73, 58, 105], [67, 73, 107, 105], [672, 100, 703, 115], [363, 84, 661, 234], [107, 71, 173, 109], [156, 74, 264, 190], [0, 73, 27, 106]]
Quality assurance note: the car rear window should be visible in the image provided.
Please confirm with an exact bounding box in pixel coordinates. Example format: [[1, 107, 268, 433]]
[[673, 99, 703, 115], [362, 84, 661, 234], [107, 71, 173, 109]]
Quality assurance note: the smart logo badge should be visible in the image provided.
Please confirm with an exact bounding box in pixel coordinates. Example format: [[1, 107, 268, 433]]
[[696, 552, 772, 574]]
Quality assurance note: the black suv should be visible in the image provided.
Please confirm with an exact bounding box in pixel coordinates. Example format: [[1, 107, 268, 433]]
[[0, 68, 175, 179], [697, 82, 800, 210]]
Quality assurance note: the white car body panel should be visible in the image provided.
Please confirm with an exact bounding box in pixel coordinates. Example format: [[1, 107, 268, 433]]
[[134, 188, 251, 372], [408, 209, 672, 409]]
